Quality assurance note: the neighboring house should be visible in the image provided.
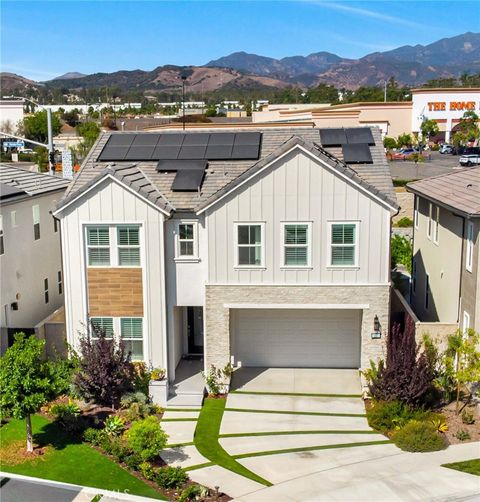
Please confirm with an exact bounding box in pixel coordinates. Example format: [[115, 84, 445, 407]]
[[0, 165, 70, 354], [53, 126, 398, 388], [407, 167, 480, 334]]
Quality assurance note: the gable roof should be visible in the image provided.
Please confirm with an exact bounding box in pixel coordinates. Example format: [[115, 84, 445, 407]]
[[407, 167, 480, 217], [57, 126, 397, 214]]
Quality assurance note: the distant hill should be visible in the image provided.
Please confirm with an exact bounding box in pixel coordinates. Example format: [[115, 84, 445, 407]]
[[0, 72, 40, 93], [53, 72, 87, 80]]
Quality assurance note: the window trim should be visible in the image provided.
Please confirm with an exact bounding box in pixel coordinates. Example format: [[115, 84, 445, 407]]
[[33, 204, 40, 241], [327, 221, 360, 269], [58, 270, 63, 295], [433, 205, 440, 245], [234, 221, 266, 269], [86, 225, 111, 267], [427, 202, 432, 240], [466, 221, 474, 273], [174, 220, 199, 262], [280, 221, 312, 269], [414, 196, 419, 229], [117, 225, 141, 267], [424, 273, 430, 310]]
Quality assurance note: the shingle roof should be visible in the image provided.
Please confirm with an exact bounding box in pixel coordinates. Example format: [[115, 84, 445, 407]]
[[0, 164, 70, 201], [59, 126, 396, 213], [407, 167, 480, 217]]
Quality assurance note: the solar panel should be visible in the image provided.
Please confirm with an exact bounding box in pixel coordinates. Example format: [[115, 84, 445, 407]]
[[345, 128, 375, 145], [107, 134, 135, 147], [183, 133, 210, 146], [0, 183, 26, 199], [157, 134, 185, 146], [234, 132, 261, 145], [178, 145, 207, 159], [156, 159, 207, 172], [205, 145, 233, 159], [152, 146, 180, 160], [319, 128, 347, 146], [342, 144, 373, 163], [131, 134, 161, 146], [98, 146, 129, 161], [231, 144, 261, 159], [208, 133, 235, 146], [124, 146, 155, 161], [171, 168, 205, 191]]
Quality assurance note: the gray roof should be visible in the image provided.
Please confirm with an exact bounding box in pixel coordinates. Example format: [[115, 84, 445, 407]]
[[0, 164, 70, 202], [59, 126, 397, 213], [407, 167, 480, 217]]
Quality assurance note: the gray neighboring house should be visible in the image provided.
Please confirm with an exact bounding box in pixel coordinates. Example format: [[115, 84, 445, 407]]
[[53, 125, 398, 396], [0, 165, 70, 354], [407, 167, 480, 334]]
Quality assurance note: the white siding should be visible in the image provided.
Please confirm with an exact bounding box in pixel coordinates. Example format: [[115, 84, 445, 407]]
[[206, 150, 390, 285], [60, 178, 167, 368]]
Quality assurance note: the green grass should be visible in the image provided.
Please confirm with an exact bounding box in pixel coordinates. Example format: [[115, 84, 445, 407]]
[[219, 430, 380, 438], [442, 459, 480, 476], [225, 407, 366, 418], [193, 398, 272, 486], [165, 441, 195, 448], [232, 440, 392, 459], [0, 415, 165, 500], [230, 390, 362, 398]]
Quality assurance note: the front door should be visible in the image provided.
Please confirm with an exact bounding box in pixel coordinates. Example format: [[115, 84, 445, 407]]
[[186, 306, 204, 355]]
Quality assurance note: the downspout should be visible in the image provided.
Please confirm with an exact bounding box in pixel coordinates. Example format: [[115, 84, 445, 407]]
[[452, 213, 466, 325]]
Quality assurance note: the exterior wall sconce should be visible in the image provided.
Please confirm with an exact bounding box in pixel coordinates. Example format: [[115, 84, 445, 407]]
[[371, 315, 381, 339]]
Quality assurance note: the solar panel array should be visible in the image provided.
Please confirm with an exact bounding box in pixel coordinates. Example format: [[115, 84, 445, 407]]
[[98, 132, 262, 162], [318, 127, 374, 164]]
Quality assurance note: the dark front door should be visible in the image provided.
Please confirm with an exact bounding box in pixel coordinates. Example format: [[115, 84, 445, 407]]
[[187, 306, 204, 355]]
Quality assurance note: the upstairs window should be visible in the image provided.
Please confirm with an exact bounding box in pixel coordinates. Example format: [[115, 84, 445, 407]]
[[87, 227, 110, 266], [44, 278, 49, 304], [466, 221, 474, 272], [283, 223, 311, 267], [330, 223, 358, 267], [175, 222, 198, 260], [236, 223, 264, 267], [33, 204, 40, 240], [0, 215, 4, 255], [118, 226, 140, 266]]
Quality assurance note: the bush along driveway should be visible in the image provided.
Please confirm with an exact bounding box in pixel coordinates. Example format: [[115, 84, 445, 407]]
[[159, 369, 394, 499]]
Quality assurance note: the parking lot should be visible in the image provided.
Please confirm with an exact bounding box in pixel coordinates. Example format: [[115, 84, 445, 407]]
[[389, 151, 463, 180]]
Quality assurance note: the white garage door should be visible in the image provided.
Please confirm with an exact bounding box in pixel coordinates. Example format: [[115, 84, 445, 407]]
[[232, 309, 361, 368]]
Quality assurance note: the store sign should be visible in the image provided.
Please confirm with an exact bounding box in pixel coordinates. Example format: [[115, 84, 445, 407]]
[[427, 101, 476, 112]]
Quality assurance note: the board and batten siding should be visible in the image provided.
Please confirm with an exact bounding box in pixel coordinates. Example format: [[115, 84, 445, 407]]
[[205, 150, 391, 284], [60, 177, 167, 367]]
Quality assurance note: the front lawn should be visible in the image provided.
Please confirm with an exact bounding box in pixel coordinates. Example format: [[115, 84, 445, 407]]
[[0, 415, 165, 499], [442, 459, 480, 476]]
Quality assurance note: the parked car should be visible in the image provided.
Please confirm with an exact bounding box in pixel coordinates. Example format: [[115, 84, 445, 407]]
[[392, 148, 420, 160], [459, 154, 480, 167], [439, 144, 453, 154]]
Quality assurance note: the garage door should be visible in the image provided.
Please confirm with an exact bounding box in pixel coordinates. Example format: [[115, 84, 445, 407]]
[[232, 309, 361, 368]]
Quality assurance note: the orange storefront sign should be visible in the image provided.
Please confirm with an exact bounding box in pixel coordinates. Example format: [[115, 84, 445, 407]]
[[427, 101, 476, 112]]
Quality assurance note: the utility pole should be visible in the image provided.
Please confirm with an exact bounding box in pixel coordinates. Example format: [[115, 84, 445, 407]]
[[181, 75, 187, 131], [384, 80, 387, 103]]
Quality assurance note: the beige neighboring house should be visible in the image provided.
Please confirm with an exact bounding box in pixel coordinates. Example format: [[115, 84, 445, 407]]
[[407, 167, 480, 334], [53, 125, 398, 399], [0, 165, 70, 354]]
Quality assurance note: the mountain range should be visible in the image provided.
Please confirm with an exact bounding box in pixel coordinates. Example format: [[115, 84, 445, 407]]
[[1, 32, 479, 96]]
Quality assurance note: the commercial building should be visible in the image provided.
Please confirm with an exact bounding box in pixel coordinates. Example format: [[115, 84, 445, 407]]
[[0, 99, 24, 134]]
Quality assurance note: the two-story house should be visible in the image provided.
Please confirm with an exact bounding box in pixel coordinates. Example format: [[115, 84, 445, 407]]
[[0, 164, 70, 354], [407, 167, 480, 334], [53, 125, 398, 391]]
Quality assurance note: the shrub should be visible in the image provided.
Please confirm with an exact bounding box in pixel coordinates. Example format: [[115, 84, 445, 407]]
[[430, 418, 448, 433], [395, 217, 413, 228], [179, 485, 207, 502], [123, 453, 143, 471], [126, 416, 168, 461], [120, 392, 153, 421], [150, 368, 166, 381], [156, 466, 188, 489], [83, 427, 105, 445], [104, 415, 125, 436], [50, 400, 83, 432], [139, 461, 156, 481], [461, 410, 475, 425], [369, 320, 435, 407], [393, 420, 447, 452], [133, 362, 152, 394], [455, 430, 471, 441], [107, 437, 130, 462], [74, 325, 135, 407], [383, 136, 397, 150], [391, 234, 412, 273]]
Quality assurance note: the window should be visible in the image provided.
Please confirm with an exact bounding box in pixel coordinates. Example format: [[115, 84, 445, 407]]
[[87, 227, 110, 266], [282, 223, 311, 267], [44, 278, 49, 304], [58, 271, 63, 295], [235, 223, 264, 267], [412, 260, 417, 294], [424, 274, 430, 310], [463, 311, 470, 337], [11, 211, 17, 228], [433, 205, 440, 244], [120, 318, 143, 361], [175, 222, 198, 260], [414, 197, 419, 229], [0, 215, 4, 256], [33, 205, 40, 240], [330, 222, 358, 267], [466, 221, 474, 272], [90, 317, 114, 338], [54, 217, 59, 233], [117, 226, 140, 266]]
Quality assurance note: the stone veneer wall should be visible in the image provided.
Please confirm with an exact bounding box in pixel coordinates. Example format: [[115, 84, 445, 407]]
[[205, 284, 391, 371]]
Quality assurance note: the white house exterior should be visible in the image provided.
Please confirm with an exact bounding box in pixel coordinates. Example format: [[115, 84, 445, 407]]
[[0, 165, 70, 353], [53, 126, 398, 391]]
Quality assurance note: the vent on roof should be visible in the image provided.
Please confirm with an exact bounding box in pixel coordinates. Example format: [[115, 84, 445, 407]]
[[342, 144, 373, 164], [98, 132, 262, 162]]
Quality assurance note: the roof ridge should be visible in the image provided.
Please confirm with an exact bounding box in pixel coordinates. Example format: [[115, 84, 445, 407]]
[[136, 165, 175, 212]]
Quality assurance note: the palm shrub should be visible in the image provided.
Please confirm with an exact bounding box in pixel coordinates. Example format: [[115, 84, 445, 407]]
[[74, 325, 135, 407], [369, 320, 434, 407]]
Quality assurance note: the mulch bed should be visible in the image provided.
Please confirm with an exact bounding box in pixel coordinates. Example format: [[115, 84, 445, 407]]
[[435, 402, 480, 445], [0, 439, 50, 466]]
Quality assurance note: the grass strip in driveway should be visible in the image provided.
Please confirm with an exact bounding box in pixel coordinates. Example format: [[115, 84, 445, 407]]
[[442, 459, 480, 476], [161, 418, 198, 422], [164, 408, 201, 412], [219, 430, 380, 438], [231, 390, 362, 398], [225, 407, 366, 418], [232, 439, 392, 460], [184, 461, 214, 471], [165, 441, 196, 448], [194, 398, 272, 486]]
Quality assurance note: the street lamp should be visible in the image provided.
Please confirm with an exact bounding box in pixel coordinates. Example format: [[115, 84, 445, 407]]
[[181, 75, 187, 131]]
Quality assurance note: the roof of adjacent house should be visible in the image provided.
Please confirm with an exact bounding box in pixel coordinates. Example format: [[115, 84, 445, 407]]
[[0, 164, 70, 202], [407, 166, 480, 217], [57, 126, 398, 214]]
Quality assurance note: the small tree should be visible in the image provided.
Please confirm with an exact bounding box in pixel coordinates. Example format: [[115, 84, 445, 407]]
[[74, 325, 135, 407], [369, 320, 434, 406], [397, 133, 412, 148], [0, 333, 55, 452], [383, 136, 397, 150], [420, 119, 439, 143]]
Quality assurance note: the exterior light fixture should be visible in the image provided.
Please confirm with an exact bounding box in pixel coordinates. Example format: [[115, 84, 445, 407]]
[[371, 315, 381, 339]]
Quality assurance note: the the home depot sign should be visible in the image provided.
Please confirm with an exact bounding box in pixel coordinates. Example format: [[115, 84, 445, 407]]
[[427, 101, 476, 111]]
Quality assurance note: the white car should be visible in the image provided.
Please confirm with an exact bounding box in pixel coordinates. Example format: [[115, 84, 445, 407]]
[[439, 144, 453, 154], [459, 154, 480, 167]]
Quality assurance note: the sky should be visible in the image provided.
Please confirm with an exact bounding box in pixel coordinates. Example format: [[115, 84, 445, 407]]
[[1, 1, 478, 81]]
